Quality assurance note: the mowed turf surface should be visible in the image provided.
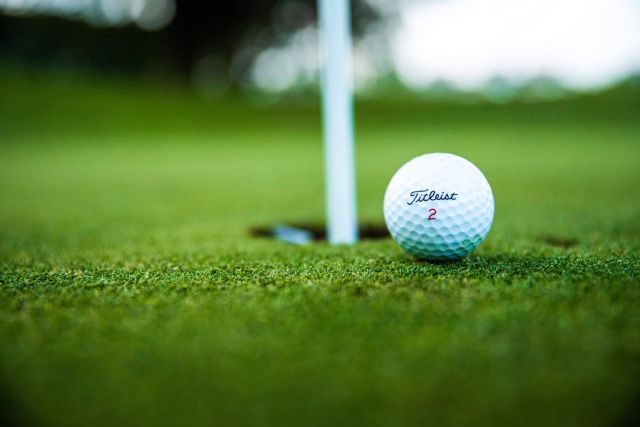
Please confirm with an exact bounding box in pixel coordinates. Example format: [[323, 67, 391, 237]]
[[1, 73, 639, 426]]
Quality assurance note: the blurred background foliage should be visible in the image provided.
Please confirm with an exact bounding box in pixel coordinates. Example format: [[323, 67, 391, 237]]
[[2, 0, 640, 102], [0, 0, 376, 95]]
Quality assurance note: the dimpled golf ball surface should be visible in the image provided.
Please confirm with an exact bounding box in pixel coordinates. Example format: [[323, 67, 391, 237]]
[[384, 153, 494, 261]]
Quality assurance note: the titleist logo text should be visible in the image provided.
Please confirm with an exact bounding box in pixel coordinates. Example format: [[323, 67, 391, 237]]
[[407, 189, 458, 205]]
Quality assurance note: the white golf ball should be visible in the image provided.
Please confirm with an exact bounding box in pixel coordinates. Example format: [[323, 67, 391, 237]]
[[383, 153, 494, 261]]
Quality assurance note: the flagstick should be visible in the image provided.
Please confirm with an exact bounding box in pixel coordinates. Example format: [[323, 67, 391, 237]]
[[318, 0, 358, 244]]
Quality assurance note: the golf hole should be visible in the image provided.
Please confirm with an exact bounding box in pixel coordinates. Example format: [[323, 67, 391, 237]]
[[251, 223, 389, 244]]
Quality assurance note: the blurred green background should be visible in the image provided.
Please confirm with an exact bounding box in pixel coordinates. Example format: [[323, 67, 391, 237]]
[[1, 1, 640, 426]]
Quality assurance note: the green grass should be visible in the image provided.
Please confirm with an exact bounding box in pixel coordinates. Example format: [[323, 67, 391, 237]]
[[1, 72, 639, 426]]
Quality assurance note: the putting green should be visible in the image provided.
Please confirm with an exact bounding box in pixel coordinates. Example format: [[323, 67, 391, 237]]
[[1, 73, 639, 426]]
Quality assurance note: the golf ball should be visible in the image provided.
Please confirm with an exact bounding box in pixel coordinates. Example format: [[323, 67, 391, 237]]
[[383, 153, 494, 261]]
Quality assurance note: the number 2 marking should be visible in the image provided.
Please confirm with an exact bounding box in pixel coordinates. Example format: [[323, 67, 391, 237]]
[[428, 208, 437, 221]]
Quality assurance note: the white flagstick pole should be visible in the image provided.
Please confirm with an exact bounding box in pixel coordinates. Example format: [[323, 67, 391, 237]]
[[318, 0, 358, 244]]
